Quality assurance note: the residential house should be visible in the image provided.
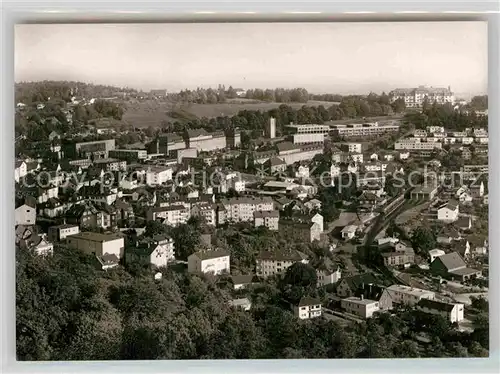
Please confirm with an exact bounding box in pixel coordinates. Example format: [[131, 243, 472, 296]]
[[341, 225, 358, 240], [437, 225, 462, 244], [304, 198, 322, 212], [15, 160, 27, 183], [48, 224, 80, 242], [15, 197, 37, 226], [381, 248, 415, 269], [341, 297, 380, 319], [95, 253, 120, 271], [218, 196, 274, 224], [411, 185, 439, 201], [280, 220, 322, 243], [295, 165, 310, 179], [66, 232, 125, 259], [126, 234, 175, 268], [437, 200, 459, 223], [147, 205, 190, 227], [429, 249, 446, 263], [454, 216, 472, 231], [315, 258, 342, 287], [191, 203, 217, 226], [145, 166, 173, 186], [231, 274, 261, 290], [294, 297, 322, 320], [256, 250, 308, 278], [469, 180, 485, 198], [430, 251, 481, 282], [417, 299, 465, 323], [187, 250, 230, 275], [265, 156, 287, 175], [353, 284, 390, 310], [253, 210, 280, 231], [114, 198, 135, 226], [381, 285, 435, 307], [228, 298, 252, 311], [336, 273, 378, 298]]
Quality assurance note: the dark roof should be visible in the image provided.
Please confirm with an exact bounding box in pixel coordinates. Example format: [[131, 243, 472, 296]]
[[454, 216, 472, 230], [298, 296, 321, 307], [434, 252, 466, 272], [231, 274, 260, 285], [257, 250, 308, 262], [341, 273, 378, 291], [192, 249, 230, 260], [354, 284, 386, 301], [277, 142, 300, 153], [418, 299, 457, 312], [253, 210, 280, 219], [97, 253, 120, 266], [15, 196, 37, 209], [186, 128, 209, 139], [267, 156, 286, 166]]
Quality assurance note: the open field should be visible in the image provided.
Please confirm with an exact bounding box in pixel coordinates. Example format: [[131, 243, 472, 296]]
[[121, 99, 342, 128]]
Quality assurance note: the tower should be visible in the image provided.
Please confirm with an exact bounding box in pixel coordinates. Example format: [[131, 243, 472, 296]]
[[266, 117, 276, 139]]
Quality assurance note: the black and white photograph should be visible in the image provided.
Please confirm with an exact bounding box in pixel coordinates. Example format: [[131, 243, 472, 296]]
[[14, 21, 490, 360]]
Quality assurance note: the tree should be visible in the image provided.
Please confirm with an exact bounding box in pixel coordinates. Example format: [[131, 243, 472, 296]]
[[410, 226, 436, 256], [170, 219, 202, 261], [144, 220, 169, 237], [283, 262, 317, 288]]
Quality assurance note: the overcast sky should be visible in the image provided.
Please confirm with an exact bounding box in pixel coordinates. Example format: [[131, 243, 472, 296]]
[[15, 21, 488, 96]]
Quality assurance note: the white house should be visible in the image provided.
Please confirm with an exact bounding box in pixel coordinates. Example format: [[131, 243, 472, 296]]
[[145, 166, 173, 186], [341, 225, 358, 240], [187, 250, 230, 275], [294, 297, 322, 320], [437, 200, 459, 223], [295, 165, 310, 179], [32, 235, 54, 256], [127, 235, 175, 268], [317, 266, 342, 287], [228, 298, 252, 311], [417, 299, 464, 323], [256, 250, 308, 278], [253, 210, 280, 231], [15, 200, 37, 226], [66, 232, 125, 258], [382, 284, 435, 307], [398, 151, 410, 160], [341, 296, 380, 319], [15, 160, 27, 183], [48, 224, 80, 241]]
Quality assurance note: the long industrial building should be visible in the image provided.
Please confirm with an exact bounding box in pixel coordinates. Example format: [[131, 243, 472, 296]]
[[331, 122, 399, 138]]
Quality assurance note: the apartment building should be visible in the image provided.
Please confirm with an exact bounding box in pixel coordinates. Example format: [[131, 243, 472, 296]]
[[380, 284, 435, 307], [64, 138, 116, 160], [48, 224, 80, 241], [145, 166, 173, 186], [256, 250, 309, 278], [276, 142, 324, 165], [66, 232, 125, 258], [191, 203, 217, 226], [341, 142, 363, 153], [285, 123, 330, 144], [187, 250, 230, 275], [331, 122, 399, 138], [389, 86, 454, 108], [185, 128, 227, 152], [218, 196, 274, 224], [253, 210, 280, 231], [92, 158, 127, 172], [109, 149, 147, 162], [126, 234, 175, 268], [147, 205, 190, 226], [417, 299, 465, 323], [394, 138, 443, 151]]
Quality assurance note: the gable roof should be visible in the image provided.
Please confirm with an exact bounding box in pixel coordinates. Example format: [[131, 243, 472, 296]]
[[192, 249, 230, 261], [340, 273, 378, 291], [298, 296, 321, 307], [257, 249, 308, 262], [418, 298, 457, 312], [434, 252, 466, 271]]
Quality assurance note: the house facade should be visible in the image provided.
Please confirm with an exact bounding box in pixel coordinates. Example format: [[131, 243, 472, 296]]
[[66, 232, 125, 258], [256, 250, 308, 278], [294, 297, 322, 320], [417, 299, 465, 323], [187, 250, 230, 275], [341, 297, 380, 319]]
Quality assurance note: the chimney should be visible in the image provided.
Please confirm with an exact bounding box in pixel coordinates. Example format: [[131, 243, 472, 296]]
[[360, 294, 364, 300]]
